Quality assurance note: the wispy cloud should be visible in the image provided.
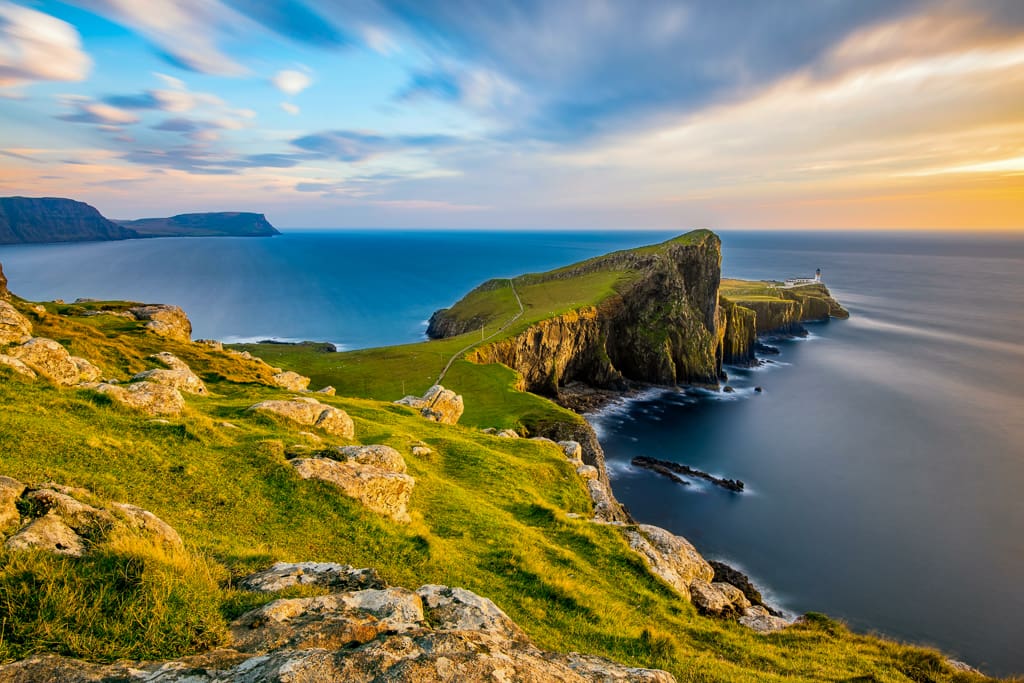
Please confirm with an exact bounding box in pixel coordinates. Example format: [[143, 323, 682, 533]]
[[0, 1, 91, 86], [271, 69, 312, 96], [291, 129, 460, 163]]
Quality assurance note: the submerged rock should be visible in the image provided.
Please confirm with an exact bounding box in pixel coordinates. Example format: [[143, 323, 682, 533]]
[[248, 397, 355, 438], [128, 304, 192, 342], [395, 384, 464, 425]]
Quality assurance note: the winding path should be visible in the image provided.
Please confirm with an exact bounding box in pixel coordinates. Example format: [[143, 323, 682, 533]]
[[434, 278, 524, 386]]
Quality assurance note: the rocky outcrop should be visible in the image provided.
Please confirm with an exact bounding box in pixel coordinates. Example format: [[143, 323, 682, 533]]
[[0, 300, 32, 345], [0, 196, 138, 244], [1, 479, 181, 557], [248, 397, 355, 438], [0, 354, 36, 378], [132, 352, 207, 395], [395, 384, 464, 425], [92, 381, 187, 416], [0, 567, 675, 682], [238, 562, 385, 593], [128, 304, 192, 342], [0, 261, 8, 299], [292, 450, 415, 523], [271, 369, 311, 392], [7, 337, 100, 386]]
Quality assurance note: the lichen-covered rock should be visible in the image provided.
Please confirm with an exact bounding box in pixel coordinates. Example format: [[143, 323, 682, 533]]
[[110, 502, 183, 548], [333, 444, 407, 474], [625, 524, 714, 601], [128, 304, 192, 342], [0, 354, 36, 379], [292, 457, 415, 523], [739, 605, 791, 633], [587, 478, 618, 522], [560, 440, 584, 464], [411, 444, 432, 457], [417, 584, 525, 641], [248, 397, 355, 438], [69, 356, 101, 383], [0, 476, 24, 531], [4, 514, 86, 556], [7, 338, 82, 385], [577, 464, 599, 480], [271, 370, 311, 392], [689, 581, 751, 616], [395, 384, 464, 425], [132, 352, 207, 395], [94, 381, 186, 416], [239, 562, 385, 593], [0, 299, 31, 345], [316, 385, 336, 395]]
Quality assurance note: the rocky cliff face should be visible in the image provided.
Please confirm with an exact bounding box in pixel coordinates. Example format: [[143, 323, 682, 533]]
[[117, 212, 280, 237], [0, 197, 138, 244], [0, 262, 8, 299]]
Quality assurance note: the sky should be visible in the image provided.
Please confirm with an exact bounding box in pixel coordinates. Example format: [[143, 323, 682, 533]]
[[0, 0, 1022, 230]]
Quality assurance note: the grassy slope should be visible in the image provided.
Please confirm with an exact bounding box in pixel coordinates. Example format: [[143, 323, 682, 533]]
[[0, 283, 1000, 681]]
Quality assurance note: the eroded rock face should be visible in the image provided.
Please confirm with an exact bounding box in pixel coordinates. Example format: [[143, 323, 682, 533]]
[[93, 381, 186, 416], [0, 300, 31, 345], [689, 581, 750, 616], [132, 352, 207, 395], [128, 304, 192, 342], [625, 524, 714, 601], [292, 457, 414, 523], [7, 338, 98, 386], [239, 562, 384, 593], [395, 384, 464, 425], [248, 397, 355, 438]]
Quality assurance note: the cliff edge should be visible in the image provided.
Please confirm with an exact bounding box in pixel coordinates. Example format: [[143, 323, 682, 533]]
[[116, 212, 280, 237], [0, 197, 138, 245]]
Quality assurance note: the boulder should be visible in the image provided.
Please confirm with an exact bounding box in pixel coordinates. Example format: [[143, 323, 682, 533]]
[[332, 444, 407, 474], [292, 457, 414, 523], [624, 524, 714, 601], [248, 397, 355, 438], [316, 385, 336, 396], [128, 304, 192, 342], [69, 356, 101, 383], [395, 384, 464, 425], [94, 381, 186, 416], [194, 339, 223, 350], [738, 605, 791, 633], [559, 440, 584, 465], [411, 445, 432, 457], [496, 429, 519, 438], [689, 581, 751, 616], [4, 514, 86, 556], [6, 339, 89, 387], [271, 370, 311, 392], [110, 502, 183, 548], [132, 352, 207, 395], [577, 464, 599, 480], [239, 562, 384, 593], [0, 476, 26, 531], [0, 354, 36, 379], [0, 300, 31, 345], [417, 584, 525, 641]]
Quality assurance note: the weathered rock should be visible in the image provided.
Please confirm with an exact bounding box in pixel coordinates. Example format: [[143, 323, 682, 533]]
[[587, 478, 618, 522], [577, 464, 599, 480], [624, 524, 714, 601], [69, 356, 101, 383], [7, 338, 81, 385], [132, 352, 207, 395], [496, 428, 519, 438], [689, 581, 751, 616], [128, 304, 192, 342], [110, 502, 183, 548], [292, 457, 415, 523], [333, 445, 407, 474], [559, 440, 584, 464], [271, 370, 311, 392], [0, 262, 7, 299], [0, 476, 25, 531], [249, 397, 355, 438], [417, 584, 525, 641], [239, 561, 384, 593], [709, 560, 766, 608], [410, 445, 432, 457], [316, 385, 336, 395], [195, 338, 223, 350], [395, 384, 464, 425], [4, 513, 87, 556], [739, 605, 791, 633], [0, 300, 31, 345], [0, 354, 36, 379], [94, 381, 186, 416]]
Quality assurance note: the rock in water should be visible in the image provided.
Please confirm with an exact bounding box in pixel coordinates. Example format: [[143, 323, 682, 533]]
[[248, 397, 355, 438], [394, 384, 464, 424], [0, 300, 32, 345], [128, 304, 192, 342]]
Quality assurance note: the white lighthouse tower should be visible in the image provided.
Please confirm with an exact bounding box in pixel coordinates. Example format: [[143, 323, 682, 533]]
[[815, 268, 822, 283]]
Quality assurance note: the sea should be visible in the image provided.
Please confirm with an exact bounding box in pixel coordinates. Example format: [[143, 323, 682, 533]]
[[1, 229, 1022, 676]]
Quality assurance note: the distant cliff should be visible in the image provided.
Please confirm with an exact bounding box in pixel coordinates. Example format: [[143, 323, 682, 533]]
[[116, 212, 280, 237], [0, 197, 138, 244]]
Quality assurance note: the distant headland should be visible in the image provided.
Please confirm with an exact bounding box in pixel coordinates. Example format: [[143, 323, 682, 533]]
[[0, 196, 279, 245]]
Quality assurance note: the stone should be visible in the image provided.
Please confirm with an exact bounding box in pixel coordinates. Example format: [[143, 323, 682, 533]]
[[239, 562, 385, 593], [738, 605, 790, 633], [723, 385, 735, 393], [292, 457, 415, 523], [624, 524, 714, 601], [0, 300, 31, 345], [395, 384, 464, 425], [0, 262, 7, 299], [69, 356, 101, 383], [587, 479, 618, 522], [110, 502, 183, 548], [4, 514, 86, 556], [0, 354, 36, 379], [316, 385, 336, 396], [577, 464, 599, 480], [559, 440, 584, 464], [94, 381, 186, 416], [7, 338, 81, 385], [417, 584, 525, 641], [411, 445, 432, 457], [132, 352, 207, 395], [754, 386, 763, 393], [0, 476, 25, 531], [195, 339, 223, 350], [689, 581, 751, 616], [128, 304, 192, 342], [248, 397, 355, 438], [271, 370, 311, 392], [333, 444, 407, 474], [496, 428, 520, 438]]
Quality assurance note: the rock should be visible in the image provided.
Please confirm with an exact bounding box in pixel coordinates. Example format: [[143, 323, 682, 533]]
[[0, 300, 31, 345], [411, 445, 432, 457], [0, 354, 36, 379], [132, 352, 207, 395], [7, 338, 81, 385], [110, 502, 183, 548], [332, 445, 407, 474], [496, 428, 519, 438], [128, 304, 192, 342], [946, 659, 982, 674], [417, 584, 525, 641], [723, 385, 735, 393], [624, 524, 713, 601], [395, 384, 464, 425], [316, 385, 336, 396], [0, 476, 25, 531], [708, 560, 767, 608], [754, 386, 763, 393], [577, 464, 599, 480], [292, 457, 415, 523], [271, 370, 311, 392], [0, 262, 7, 299], [94, 381, 186, 416], [739, 605, 790, 633], [69, 356, 101, 383], [239, 562, 384, 593], [587, 478, 617, 522], [195, 338, 223, 350], [689, 581, 751, 616], [559, 440, 584, 464], [4, 513, 87, 556], [248, 397, 355, 438]]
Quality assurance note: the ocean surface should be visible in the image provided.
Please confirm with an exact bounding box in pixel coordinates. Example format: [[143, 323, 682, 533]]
[[1, 230, 1022, 675]]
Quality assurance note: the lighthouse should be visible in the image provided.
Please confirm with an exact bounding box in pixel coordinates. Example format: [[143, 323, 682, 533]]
[[815, 268, 822, 283]]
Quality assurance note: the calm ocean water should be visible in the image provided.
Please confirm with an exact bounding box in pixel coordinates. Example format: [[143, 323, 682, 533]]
[[1, 230, 1022, 675]]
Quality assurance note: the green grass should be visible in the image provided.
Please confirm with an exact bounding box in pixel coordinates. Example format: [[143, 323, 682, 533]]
[[0, 288, 1003, 681]]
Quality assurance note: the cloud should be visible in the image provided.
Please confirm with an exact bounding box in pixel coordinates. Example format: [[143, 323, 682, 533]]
[[222, 0, 348, 47], [280, 102, 300, 115], [58, 100, 139, 125], [272, 69, 312, 95], [0, 2, 91, 86], [291, 129, 459, 162]]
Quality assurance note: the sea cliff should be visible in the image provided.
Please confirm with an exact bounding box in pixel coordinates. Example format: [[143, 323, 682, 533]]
[[0, 197, 138, 244]]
